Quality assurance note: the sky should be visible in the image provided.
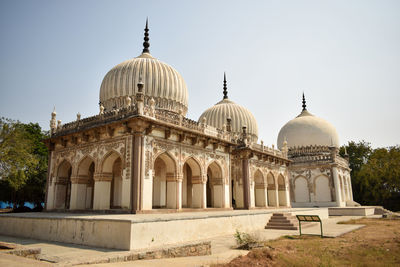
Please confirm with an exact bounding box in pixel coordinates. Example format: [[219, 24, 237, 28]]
[[0, 0, 399, 148]]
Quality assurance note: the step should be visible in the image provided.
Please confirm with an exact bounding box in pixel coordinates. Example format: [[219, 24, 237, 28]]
[[265, 225, 298, 230], [267, 222, 297, 228]]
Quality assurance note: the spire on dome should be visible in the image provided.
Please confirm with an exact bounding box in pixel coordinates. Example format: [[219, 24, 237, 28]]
[[302, 92, 307, 111], [223, 72, 228, 99], [142, 18, 150, 53]]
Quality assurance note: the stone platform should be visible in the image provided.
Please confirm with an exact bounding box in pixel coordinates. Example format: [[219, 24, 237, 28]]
[[328, 206, 376, 216], [0, 208, 328, 251]]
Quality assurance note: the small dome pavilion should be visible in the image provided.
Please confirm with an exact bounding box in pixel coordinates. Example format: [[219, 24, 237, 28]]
[[277, 93, 339, 150], [198, 74, 259, 142]]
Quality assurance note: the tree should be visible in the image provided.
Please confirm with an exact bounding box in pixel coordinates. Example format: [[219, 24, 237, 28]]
[[339, 141, 372, 204], [357, 146, 400, 211], [0, 118, 48, 208]]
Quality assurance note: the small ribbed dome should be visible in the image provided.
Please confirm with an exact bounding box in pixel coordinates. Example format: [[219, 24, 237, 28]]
[[199, 74, 259, 142], [99, 21, 188, 115], [277, 100, 339, 150]]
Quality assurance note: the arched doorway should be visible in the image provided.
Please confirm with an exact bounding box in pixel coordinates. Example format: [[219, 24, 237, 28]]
[[55, 160, 72, 209], [153, 153, 176, 209], [267, 173, 276, 206], [100, 151, 123, 209], [110, 158, 122, 208], [75, 156, 95, 209], [294, 176, 309, 203], [278, 174, 287, 206], [315, 175, 331, 202], [182, 157, 201, 208], [207, 161, 224, 208], [254, 170, 266, 207]]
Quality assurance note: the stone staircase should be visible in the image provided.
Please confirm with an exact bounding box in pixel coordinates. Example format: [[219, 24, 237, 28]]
[[265, 213, 299, 230]]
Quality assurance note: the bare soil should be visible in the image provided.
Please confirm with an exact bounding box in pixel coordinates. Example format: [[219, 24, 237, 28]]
[[216, 218, 400, 267]]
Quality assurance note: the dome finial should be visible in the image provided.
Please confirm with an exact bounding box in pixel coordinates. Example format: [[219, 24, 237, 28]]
[[142, 18, 150, 53], [302, 92, 307, 111], [223, 72, 228, 99]]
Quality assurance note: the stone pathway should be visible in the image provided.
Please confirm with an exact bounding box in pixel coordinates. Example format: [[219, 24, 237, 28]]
[[0, 216, 368, 266]]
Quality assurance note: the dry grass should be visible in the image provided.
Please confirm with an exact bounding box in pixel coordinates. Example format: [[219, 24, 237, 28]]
[[216, 218, 400, 267]]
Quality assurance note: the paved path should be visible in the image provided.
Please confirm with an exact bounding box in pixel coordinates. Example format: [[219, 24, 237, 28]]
[[0, 216, 367, 266]]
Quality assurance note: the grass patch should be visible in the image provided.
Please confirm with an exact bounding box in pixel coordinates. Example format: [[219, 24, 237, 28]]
[[217, 218, 400, 266]]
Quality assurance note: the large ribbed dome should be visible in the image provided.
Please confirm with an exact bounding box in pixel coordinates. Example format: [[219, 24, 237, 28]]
[[277, 96, 339, 149], [99, 21, 188, 115], [198, 75, 259, 142]]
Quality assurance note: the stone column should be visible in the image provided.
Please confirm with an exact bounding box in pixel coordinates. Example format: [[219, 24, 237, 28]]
[[93, 173, 112, 210], [264, 186, 269, 207], [275, 185, 279, 207], [166, 173, 178, 209], [251, 181, 257, 208], [176, 174, 183, 210], [285, 183, 291, 207], [332, 165, 343, 207], [69, 176, 88, 210], [242, 155, 251, 209], [44, 148, 54, 211], [131, 131, 145, 213]]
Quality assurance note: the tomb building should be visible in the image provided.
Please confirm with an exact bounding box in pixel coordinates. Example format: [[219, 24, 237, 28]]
[[44, 21, 353, 213]]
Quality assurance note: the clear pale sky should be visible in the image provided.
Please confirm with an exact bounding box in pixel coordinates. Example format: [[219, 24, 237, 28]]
[[0, 0, 399, 148]]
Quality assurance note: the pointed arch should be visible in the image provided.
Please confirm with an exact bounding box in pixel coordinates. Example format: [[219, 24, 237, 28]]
[[294, 176, 309, 203], [101, 150, 124, 173], [206, 161, 225, 208], [277, 173, 287, 206], [182, 156, 202, 208], [254, 169, 266, 207], [314, 175, 331, 202], [267, 172, 276, 206], [55, 160, 72, 209], [153, 152, 178, 209], [99, 150, 123, 209]]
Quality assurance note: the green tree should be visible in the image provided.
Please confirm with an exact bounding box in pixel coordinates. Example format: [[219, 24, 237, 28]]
[[0, 118, 48, 208], [339, 141, 372, 204], [358, 146, 400, 211]]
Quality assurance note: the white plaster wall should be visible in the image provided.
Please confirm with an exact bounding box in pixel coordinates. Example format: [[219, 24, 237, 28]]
[[213, 185, 223, 208], [46, 183, 55, 210], [315, 176, 331, 202], [129, 208, 329, 250], [0, 216, 131, 250], [70, 184, 87, 210], [93, 181, 111, 210], [166, 181, 177, 209], [294, 177, 309, 202], [235, 184, 244, 208], [249, 183, 255, 208], [192, 184, 203, 208], [278, 191, 287, 206], [121, 178, 131, 209], [142, 175, 153, 210], [255, 189, 266, 207], [223, 184, 230, 208], [267, 190, 276, 206]]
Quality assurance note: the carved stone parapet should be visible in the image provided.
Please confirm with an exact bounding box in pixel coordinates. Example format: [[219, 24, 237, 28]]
[[94, 172, 113, 182]]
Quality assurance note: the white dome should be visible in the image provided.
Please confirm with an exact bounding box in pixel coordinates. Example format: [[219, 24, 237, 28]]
[[199, 99, 259, 142], [99, 52, 188, 115], [277, 109, 339, 150]]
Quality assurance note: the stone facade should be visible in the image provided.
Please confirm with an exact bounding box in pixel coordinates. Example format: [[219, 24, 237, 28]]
[[45, 94, 291, 213]]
